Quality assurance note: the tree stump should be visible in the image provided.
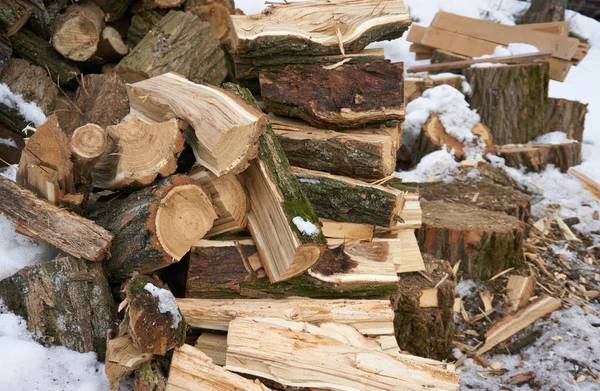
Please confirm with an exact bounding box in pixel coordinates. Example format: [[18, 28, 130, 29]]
[[417, 200, 526, 280], [498, 142, 582, 173], [465, 62, 550, 145], [545, 97, 587, 142], [519, 0, 567, 24]]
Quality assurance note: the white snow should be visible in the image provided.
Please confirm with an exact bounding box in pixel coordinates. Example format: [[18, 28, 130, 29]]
[[529, 131, 578, 145], [0, 137, 17, 148], [292, 216, 320, 237], [456, 280, 479, 298], [143, 283, 182, 328], [395, 149, 461, 183], [0, 83, 47, 127]]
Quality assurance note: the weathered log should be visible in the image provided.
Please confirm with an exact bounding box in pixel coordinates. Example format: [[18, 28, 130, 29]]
[[545, 97, 587, 142], [92, 116, 185, 190], [0, 255, 116, 359], [185, 238, 398, 299], [19, 0, 69, 39], [116, 10, 228, 84], [51, 1, 105, 61], [0, 0, 32, 36], [260, 60, 405, 129], [518, 0, 567, 24], [105, 335, 152, 391], [497, 142, 582, 173], [412, 113, 496, 166], [465, 62, 550, 145], [91, 26, 128, 64], [417, 200, 525, 280], [71, 123, 108, 192], [271, 115, 399, 180], [392, 254, 456, 360], [128, 73, 266, 176], [293, 167, 405, 227], [0, 33, 11, 71], [88, 175, 217, 280], [224, 83, 327, 283], [9, 28, 80, 84], [91, 0, 133, 22], [232, 0, 411, 58], [125, 9, 165, 48]]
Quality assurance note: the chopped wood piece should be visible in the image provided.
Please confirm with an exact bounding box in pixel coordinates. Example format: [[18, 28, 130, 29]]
[[92, 116, 185, 190], [271, 115, 399, 180], [321, 219, 374, 241], [116, 11, 228, 84], [226, 318, 460, 391], [125, 9, 165, 48], [397, 192, 423, 229], [92, 0, 133, 22], [293, 167, 405, 227], [507, 371, 537, 386], [0, 0, 32, 36], [505, 275, 535, 313], [168, 344, 272, 391], [260, 60, 404, 129], [91, 26, 128, 64], [51, 1, 105, 61], [195, 333, 227, 366], [379, 229, 425, 274], [478, 295, 561, 355], [545, 97, 588, 142], [128, 73, 267, 176], [0, 255, 116, 359], [497, 142, 582, 173], [71, 123, 108, 192], [568, 167, 600, 200], [189, 2, 237, 46], [177, 298, 394, 335], [123, 275, 186, 355], [89, 175, 217, 280], [465, 62, 550, 145], [105, 335, 152, 391], [418, 201, 526, 280], [189, 167, 248, 237], [232, 0, 411, 57]]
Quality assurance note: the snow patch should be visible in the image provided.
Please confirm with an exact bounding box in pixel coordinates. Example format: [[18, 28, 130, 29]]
[[143, 283, 182, 328], [529, 132, 578, 145], [395, 149, 461, 183], [0, 84, 47, 127], [0, 138, 17, 148], [292, 216, 320, 237]]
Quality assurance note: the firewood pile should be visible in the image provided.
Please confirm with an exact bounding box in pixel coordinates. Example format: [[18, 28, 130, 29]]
[[0, 0, 465, 390]]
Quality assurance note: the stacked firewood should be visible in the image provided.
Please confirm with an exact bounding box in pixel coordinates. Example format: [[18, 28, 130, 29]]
[[0, 1, 462, 390]]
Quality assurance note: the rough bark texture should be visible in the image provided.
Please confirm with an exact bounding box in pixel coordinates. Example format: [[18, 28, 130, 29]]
[[392, 255, 456, 360], [519, 0, 568, 24], [92, 0, 133, 22], [417, 200, 526, 280], [21, 0, 69, 39], [0, 34, 12, 72], [0, 255, 116, 360], [498, 142, 582, 173], [134, 361, 168, 391], [116, 10, 228, 84], [0, 0, 32, 36], [9, 28, 80, 84], [545, 97, 588, 141], [260, 60, 405, 129], [465, 62, 550, 145], [126, 9, 165, 48]]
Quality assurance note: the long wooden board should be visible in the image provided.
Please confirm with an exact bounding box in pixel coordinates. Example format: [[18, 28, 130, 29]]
[[420, 27, 499, 58]]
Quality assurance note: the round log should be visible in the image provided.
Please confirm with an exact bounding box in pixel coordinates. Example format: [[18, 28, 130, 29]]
[[92, 26, 129, 64], [0, 0, 32, 36], [71, 123, 108, 192], [51, 1, 105, 61]]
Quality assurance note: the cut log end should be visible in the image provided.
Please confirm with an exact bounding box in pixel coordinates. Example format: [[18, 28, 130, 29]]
[[71, 123, 108, 160], [51, 2, 105, 62]]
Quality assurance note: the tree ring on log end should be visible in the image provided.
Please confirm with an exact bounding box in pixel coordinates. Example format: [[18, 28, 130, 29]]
[[72, 124, 108, 159]]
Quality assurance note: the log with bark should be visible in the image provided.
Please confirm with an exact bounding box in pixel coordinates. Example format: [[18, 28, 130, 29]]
[[224, 83, 327, 283], [497, 142, 582, 173], [271, 115, 399, 180], [465, 62, 550, 145], [260, 60, 405, 129], [0, 255, 116, 359], [225, 318, 460, 391], [116, 10, 228, 84], [92, 116, 185, 190], [232, 0, 411, 58], [92, 0, 132, 22], [88, 175, 217, 280], [91, 26, 129, 64], [293, 167, 405, 227], [51, 1, 105, 61], [545, 97, 588, 141], [518, 0, 567, 24], [0, 33, 11, 71], [127, 73, 267, 176], [0, 0, 32, 36], [125, 9, 165, 48], [417, 200, 526, 280], [188, 2, 237, 47]]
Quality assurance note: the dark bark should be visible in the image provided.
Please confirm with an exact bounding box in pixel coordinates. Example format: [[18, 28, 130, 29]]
[[519, 0, 568, 24], [0, 0, 32, 36], [545, 97, 588, 142], [430, 49, 469, 65], [0, 34, 12, 72], [92, 0, 133, 22], [126, 9, 165, 48], [22, 0, 69, 39]]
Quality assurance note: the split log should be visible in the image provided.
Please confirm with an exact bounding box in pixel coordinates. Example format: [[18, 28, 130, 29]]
[[116, 10, 228, 84], [226, 318, 461, 391], [122, 275, 186, 355], [0, 0, 32, 36], [185, 238, 398, 299], [260, 60, 405, 129], [125, 9, 165, 48], [465, 62, 550, 145], [293, 167, 405, 227], [545, 97, 587, 141], [189, 166, 248, 237], [497, 142, 582, 173], [397, 192, 423, 229], [321, 219, 374, 241], [177, 298, 395, 336], [71, 123, 108, 192], [16, 114, 74, 203], [127, 73, 267, 176], [232, 0, 411, 57], [51, 1, 105, 62], [518, 0, 567, 24], [412, 114, 496, 166], [195, 333, 227, 366], [91, 26, 128, 64], [405, 74, 464, 103], [0, 34, 12, 71], [0, 255, 116, 359], [505, 275, 535, 313], [105, 335, 152, 391], [271, 115, 399, 180], [168, 344, 272, 391], [224, 83, 327, 283], [92, 116, 185, 190], [417, 200, 526, 280], [9, 28, 80, 84], [376, 230, 426, 274], [392, 254, 455, 360], [88, 175, 217, 280]]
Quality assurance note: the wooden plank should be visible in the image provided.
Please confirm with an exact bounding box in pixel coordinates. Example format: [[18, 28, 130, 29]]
[[515, 21, 571, 36], [431, 11, 579, 60], [415, 52, 433, 61], [420, 27, 499, 58], [548, 57, 571, 82], [406, 24, 427, 44], [409, 43, 434, 54]]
